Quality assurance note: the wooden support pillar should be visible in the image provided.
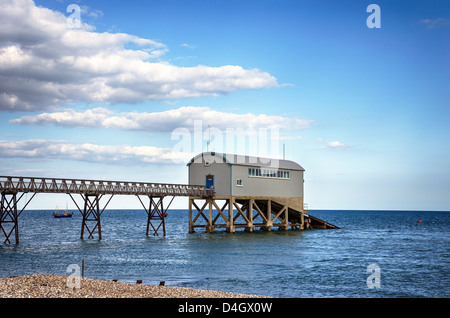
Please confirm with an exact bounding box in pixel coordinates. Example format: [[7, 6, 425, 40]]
[[189, 197, 235, 233], [282, 204, 289, 231], [206, 198, 215, 233], [188, 196, 309, 234], [265, 199, 272, 231], [190, 199, 208, 233], [0, 191, 19, 244], [227, 197, 235, 233], [245, 199, 254, 232], [300, 210, 305, 230]]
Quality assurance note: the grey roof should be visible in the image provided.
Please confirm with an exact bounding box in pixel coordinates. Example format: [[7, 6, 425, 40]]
[[187, 152, 305, 171]]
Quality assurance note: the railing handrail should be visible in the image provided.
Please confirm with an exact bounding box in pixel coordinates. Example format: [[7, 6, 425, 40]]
[[0, 176, 208, 197]]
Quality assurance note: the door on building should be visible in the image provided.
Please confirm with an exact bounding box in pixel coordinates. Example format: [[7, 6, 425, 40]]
[[206, 174, 214, 194]]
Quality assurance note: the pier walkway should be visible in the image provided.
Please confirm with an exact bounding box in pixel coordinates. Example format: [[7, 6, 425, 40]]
[[0, 176, 208, 244]]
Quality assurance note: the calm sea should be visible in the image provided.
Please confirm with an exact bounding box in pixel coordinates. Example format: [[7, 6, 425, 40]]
[[0, 209, 448, 298]]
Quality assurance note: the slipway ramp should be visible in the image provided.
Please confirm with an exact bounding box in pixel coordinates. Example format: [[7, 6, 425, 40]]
[[304, 214, 340, 229], [255, 199, 340, 230]]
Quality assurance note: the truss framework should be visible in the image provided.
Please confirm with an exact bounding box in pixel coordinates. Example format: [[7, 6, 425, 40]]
[[0, 191, 36, 244], [0, 192, 18, 244], [0, 175, 209, 244], [188, 196, 304, 233], [137, 196, 175, 236], [0, 176, 206, 197]]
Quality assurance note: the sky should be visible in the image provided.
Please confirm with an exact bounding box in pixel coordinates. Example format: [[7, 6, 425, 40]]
[[0, 0, 449, 211]]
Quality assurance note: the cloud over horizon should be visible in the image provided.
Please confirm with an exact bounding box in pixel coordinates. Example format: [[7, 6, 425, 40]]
[[0, 139, 194, 165], [10, 106, 313, 132], [0, 0, 278, 112]]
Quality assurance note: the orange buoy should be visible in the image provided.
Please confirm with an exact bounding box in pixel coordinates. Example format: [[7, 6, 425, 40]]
[[417, 220, 422, 223]]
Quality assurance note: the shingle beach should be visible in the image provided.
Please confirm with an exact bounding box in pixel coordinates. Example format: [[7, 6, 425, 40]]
[[0, 274, 268, 298]]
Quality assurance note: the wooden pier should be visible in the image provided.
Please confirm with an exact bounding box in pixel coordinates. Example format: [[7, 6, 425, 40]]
[[0, 176, 208, 244], [1, 175, 338, 244]]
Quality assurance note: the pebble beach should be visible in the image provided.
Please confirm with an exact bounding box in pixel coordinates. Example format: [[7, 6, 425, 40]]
[[0, 274, 267, 298]]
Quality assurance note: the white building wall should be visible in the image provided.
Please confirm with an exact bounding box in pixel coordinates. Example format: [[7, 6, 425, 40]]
[[231, 165, 303, 198]]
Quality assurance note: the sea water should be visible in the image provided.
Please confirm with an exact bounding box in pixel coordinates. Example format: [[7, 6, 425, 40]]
[[0, 210, 448, 298]]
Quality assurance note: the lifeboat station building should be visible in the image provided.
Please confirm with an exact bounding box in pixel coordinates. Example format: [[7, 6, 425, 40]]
[[187, 152, 337, 233]]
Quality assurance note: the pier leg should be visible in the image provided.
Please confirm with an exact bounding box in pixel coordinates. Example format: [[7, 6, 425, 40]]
[[81, 194, 102, 240], [138, 196, 173, 236], [282, 204, 289, 231], [188, 198, 194, 233], [300, 211, 305, 230], [189, 199, 208, 233], [227, 197, 235, 233], [263, 199, 272, 231], [245, 199, 254, 232], [148, 196, 164, 236], [206, 198, 215, 233], [0, 191, 19, 244]]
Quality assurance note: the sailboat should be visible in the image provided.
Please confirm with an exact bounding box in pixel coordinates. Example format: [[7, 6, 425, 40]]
[[53, 204, 73, 218]]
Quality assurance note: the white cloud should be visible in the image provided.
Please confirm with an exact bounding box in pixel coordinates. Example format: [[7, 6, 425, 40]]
[[327, 141, 345, 148], [10, 106, 313, 132], [420, 18, 449, 29], [320, 140, 351, 150], [0, 139, 195, 165], [180, 43, 197, 49], [80, 5, 104, 19], [0, 0, 278, 112]]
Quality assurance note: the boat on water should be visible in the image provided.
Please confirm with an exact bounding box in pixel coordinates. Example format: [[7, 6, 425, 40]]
[[53, 211, 73, 218], [53, 205, 73, 218], [149, 212, 168, 219]]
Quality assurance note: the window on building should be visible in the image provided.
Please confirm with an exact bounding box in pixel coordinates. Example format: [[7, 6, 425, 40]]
[[236, 179, 243, 186], [247, 168, 291, 179]]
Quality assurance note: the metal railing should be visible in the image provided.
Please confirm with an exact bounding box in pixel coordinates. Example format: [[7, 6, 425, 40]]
[[0, 176, 208, 197]]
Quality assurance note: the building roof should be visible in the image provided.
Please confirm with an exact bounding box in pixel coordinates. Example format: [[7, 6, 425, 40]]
[[187, 152, 305, 171]]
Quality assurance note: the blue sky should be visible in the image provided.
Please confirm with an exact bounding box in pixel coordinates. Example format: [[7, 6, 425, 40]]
[[0, 0, 449, 210]]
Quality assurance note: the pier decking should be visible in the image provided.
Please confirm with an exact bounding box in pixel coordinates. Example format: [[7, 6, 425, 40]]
[[0, 176, 207, 196]]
